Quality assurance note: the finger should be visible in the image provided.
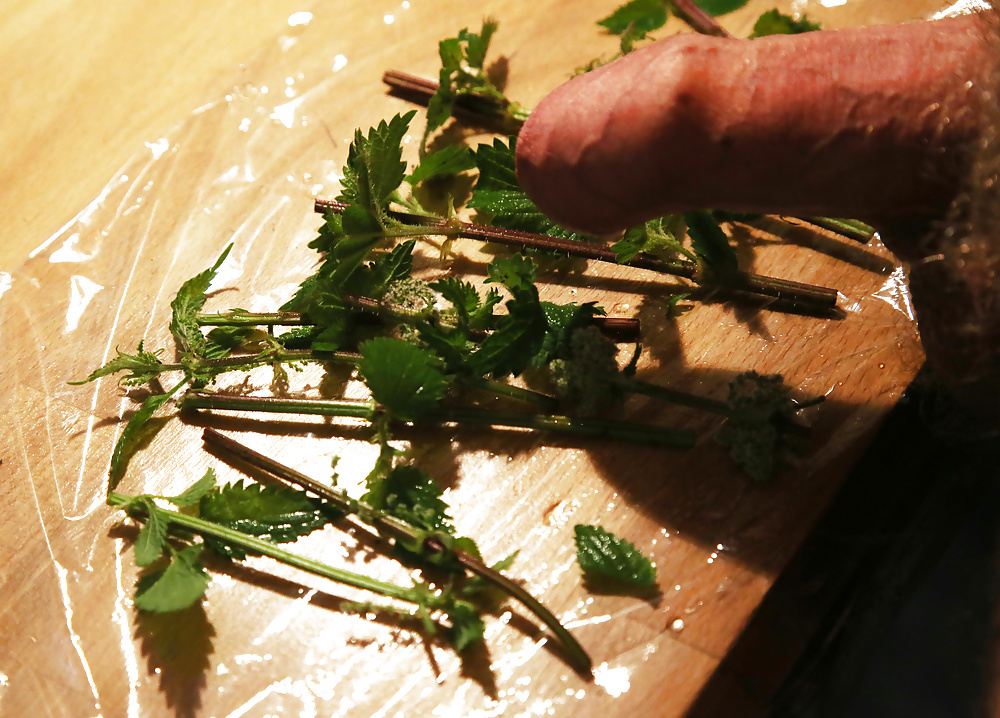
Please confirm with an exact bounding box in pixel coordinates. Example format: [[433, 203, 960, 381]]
[[515, 15, 990, 235]]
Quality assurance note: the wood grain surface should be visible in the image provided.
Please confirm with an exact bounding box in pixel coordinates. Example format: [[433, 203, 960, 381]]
[[0, 0, 951, 716]]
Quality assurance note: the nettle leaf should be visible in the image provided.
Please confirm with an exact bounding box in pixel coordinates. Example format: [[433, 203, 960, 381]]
[[469, 139, 593, 242], [486, 253, 537, 294], [364, 464, 454, 533], [467, 297, 547, 378], [407, 144, 476, 185], [612, 216, 694, 264], [133, 498, 168, 567], [338, 111, 416, 222], [459, 18, 498, 70], [109, 382, 184, 493], [169, 244, 233, 357], [429, 277, 502, 334], [134, 543, 210, 613], [357, 337, 450, 421], [69, 341, 165, 387], [574, 524, 657, 588], [693, 0, 751, 17], [199, 480, 333, 560], [465, 254, 548, 377], [684, 211, 738, 274], [348, 239, 417, 299], [445, 599, 486, 652], [424, 19, 502, 145], [598, 0, 669, 35], [749, 9, 821, 37], [164, 468, 218, 508], [202, 326, 253, 360], [534, 301, 606, 367]]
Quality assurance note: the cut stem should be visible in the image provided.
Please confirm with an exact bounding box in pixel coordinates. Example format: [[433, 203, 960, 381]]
[[182, 390, 696, 448], [315, 199, 839, 311], [108, 491, 420, 603], [201, 428, 593, 673]]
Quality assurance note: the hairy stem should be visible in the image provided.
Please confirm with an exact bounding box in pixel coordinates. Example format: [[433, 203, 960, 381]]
[[108, 491, 420, 603], [182, 390, 696, 448], [315, 199, 839, 311], [201, 428, 593, 673]]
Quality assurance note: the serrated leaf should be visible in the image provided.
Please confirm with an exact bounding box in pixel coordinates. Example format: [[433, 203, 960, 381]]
[[612, 216, 693, 264], [109, 382, 184, 493], [598, 0, 668, 35], [198, 480, 333, 560], [134, 543, 210, 613], [749, 8, 821, 37], [693, 0, 751, 16], [364, 464, 454, 532], [574, 524, 657, 588], [485, 253, 537, 294], [202, 326, 253, 360], [534, 301, 605, 367], [69, 342, 165, 387], [165, 468, 218, 508], [445, 599, 485, 652], [357, 338, 450, 421], [469, 139, 593, 242], [133, 499, 168, 567], [338, 112, 416, 223], [406, 144, 476, 185], [684, 211, 738, 273], [169, 245, 233, 357]]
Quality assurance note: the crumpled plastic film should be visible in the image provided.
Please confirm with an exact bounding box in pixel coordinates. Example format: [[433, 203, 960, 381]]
[[0, 1, 939, 716]]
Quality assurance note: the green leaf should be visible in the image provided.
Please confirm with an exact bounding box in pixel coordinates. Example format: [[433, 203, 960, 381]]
[[357, 338, 450, 421], [612, 216, 694, 264], [485, 253, 537, 294], [574, 524, 657, 588], [460, 18, 498, 69], [364, 464, 454, 532], [109, 382, 185, 493], [423, 18, 504, 149], [407, 144, 476, 185], [469, 139, 593, 243], [749, 9, 821, 37], [684, 211, 738, 273], [134, 543, 210, 613], [198, 480, 334, 560], [69, 341, 165, 387], [164, 468, 218, 508], [338, 112, 416, 224], [354, 239, 417, 298], [534, 301, 606, 367], [133, 498, 168, 567], [445, 599, 485, 652], [169, 245, 233, 357], [598, 0, 668, 35], [693, 0, 751, 17], [202, 326, 253, 360]]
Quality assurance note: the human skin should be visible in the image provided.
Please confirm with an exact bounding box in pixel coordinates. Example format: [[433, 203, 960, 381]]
[[515, 14, 990, 235]]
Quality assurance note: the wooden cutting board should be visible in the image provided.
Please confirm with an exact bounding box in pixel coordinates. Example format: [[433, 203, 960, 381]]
[[0, 0, 944, 715]]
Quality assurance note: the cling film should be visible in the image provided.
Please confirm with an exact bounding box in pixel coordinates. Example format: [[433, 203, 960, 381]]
[[0, 0, 941, 715]]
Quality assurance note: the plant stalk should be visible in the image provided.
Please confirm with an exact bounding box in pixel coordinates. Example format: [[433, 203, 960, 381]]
[[182, 390, 696, 448], [315, 199, 839, 311], [200, 428, 593, 673]]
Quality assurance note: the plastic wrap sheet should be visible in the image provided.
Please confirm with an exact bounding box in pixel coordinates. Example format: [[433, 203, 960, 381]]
[[0, 1, 939, 715]]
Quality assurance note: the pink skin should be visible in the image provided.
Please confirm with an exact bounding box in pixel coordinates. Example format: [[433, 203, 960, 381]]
[[515, 15, 990, 235]]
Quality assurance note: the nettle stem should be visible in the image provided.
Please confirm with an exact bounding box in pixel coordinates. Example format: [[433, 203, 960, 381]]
[[201, 428, 593, 673], [314, 200, 839, 311], [200, 308, 640, 344], [107, 491, 419, 603], [182, 390, 695, 448]]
